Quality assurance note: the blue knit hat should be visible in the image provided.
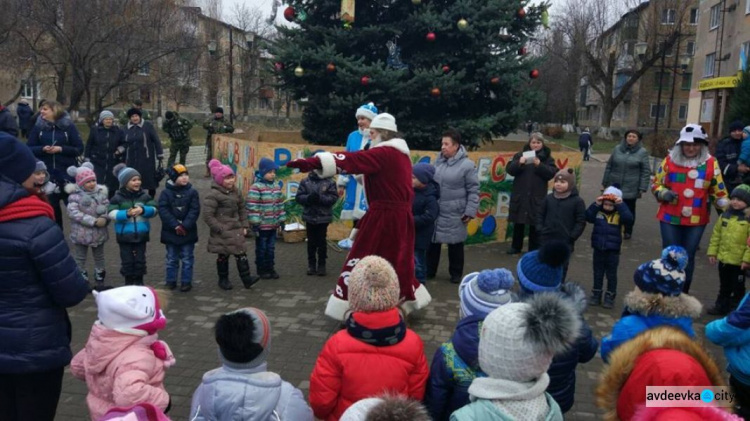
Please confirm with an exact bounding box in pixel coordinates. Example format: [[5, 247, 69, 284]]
[[355, 102, 378, 121], [0, 132, 37, 185], [412, 163, 435, 185], [258, 158, 278, 177], [113, 163, 141, 188], [517, 240, 571, 293], [459, 269, 516, 319], [633, 246, 688, 297], [729, 120, 745, 133]]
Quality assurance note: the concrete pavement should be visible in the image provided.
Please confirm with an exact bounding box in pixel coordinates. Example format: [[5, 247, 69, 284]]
[[54, 156, 729, 420]]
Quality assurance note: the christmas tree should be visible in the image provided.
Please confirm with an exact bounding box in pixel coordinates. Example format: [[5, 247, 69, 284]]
[[726, 69, 750, 127], [271, 0, 548, 150]]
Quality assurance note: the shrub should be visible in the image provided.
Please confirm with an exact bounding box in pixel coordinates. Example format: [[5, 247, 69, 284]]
[[643, 130, 678, 158], [544, 125, 564, 139]]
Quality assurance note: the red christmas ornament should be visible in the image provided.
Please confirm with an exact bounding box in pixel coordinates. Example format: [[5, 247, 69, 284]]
[[517, 8, 526, 19], [518, 46, 527, 56], [361, 76, 371, 86], [430, 87, 441, 97], [274, 62, 284, 71], [490, 76, 500, 85], [426, 32, 436, 42], [442, 65, 450, 74], [326, 63, 336, 73], [283, 6, 296, 22], [530, 69, 540, 79]]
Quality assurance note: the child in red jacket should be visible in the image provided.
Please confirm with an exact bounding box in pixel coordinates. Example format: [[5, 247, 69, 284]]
[[309, 256, 429, 420]]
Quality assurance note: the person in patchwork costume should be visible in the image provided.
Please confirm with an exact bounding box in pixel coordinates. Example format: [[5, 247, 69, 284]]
[[425, 268, 516, 421], [653, 123, 729, 293], [600, 246, 703, 362]]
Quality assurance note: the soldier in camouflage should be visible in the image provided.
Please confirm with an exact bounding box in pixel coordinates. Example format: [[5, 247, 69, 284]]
[[202, 107, 234, 177], [162, 111, 194, 166]]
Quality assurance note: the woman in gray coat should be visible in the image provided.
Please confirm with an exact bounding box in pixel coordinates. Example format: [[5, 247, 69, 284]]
[[601, 129, 651, 239], [427, 129, 479, 284]]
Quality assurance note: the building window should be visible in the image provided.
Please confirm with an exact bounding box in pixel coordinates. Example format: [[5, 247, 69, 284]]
[[678, 104, 688, 121], [689, 8, 699, 24], [661, 9, 676, 24], [138, 62, 150, 76], [139, 87, 151, 103], [746, 0, 750, 15], [686, 41, 696, 56], [650, 104, 667, 118], [20, 80, 41, 99], [579, 85, 588, 105], [654, 71, 672, 88], [741, 41, 750, 71], [704, 53, 716, 77], [709, 4, 721, 30], [659, 41, 674, 57], [681, 73, 693, 90]]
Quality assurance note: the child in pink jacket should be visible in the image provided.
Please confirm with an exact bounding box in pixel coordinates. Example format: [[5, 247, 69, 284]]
[[71, 286, 175, 420]]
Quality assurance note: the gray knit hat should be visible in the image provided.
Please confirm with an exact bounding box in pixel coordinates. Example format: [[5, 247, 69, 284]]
[[459, 269, 515, 319], [113, 163, 141, 188], [477, 293, 580, 382], [98, 110, 114, 123]]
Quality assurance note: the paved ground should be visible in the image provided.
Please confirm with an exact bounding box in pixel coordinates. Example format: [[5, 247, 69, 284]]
[[54, 150, 731, 420]]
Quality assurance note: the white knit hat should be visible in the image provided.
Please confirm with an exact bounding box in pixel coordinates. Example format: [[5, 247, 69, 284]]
[[94, 286, 167, 334], [602, 185, 623, 200], [478, 293, 580, 382], [370, 113, 398, 133], [348, 256, 400, 313]]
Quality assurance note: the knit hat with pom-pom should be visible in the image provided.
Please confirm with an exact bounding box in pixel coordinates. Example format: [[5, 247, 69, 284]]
[[459, 269, 516, 319], [517, 240, 571, 294], [67, 162, 97, 187], [113, 163, 140, 188], [633, 245, 688, 297], [208, 159, 235, 186], [471, 293, 581, 386], [348, 256, 400, 313]]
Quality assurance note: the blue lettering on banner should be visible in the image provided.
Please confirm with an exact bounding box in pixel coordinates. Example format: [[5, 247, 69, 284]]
[[275, 148, 292, 166]]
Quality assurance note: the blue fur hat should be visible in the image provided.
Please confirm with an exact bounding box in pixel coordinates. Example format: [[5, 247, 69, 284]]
[[355, 102, 378, 121], [633, 246, 688, 297], [517, 240, 571, 293], [459, 269, 516, 319], [258, 158, 278, 177]]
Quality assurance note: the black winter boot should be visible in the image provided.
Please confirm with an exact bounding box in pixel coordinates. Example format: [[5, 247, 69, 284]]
[[237, 255, 260, 289], [317, 260, 327, 277], [602, 292, 616, 309], [124, 276, 135, 286], [307, 258, 317, 276], [93, 269, 111, 292], [707, 297, 731, 316], [589, 290, 602, 307], [133, 275, 144, 286], [217, 257, 232, 290]]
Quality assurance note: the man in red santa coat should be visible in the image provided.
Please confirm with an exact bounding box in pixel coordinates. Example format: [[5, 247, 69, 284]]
[[286, 113, 432, 320]]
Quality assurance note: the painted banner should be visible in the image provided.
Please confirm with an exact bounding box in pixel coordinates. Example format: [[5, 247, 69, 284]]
[[213, 134, 582, 243]]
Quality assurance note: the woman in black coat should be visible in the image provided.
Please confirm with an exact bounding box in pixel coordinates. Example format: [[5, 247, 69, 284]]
[[84, 110, 124, 198], [120, 108, 163, 198], [505, 132, 557, 254]]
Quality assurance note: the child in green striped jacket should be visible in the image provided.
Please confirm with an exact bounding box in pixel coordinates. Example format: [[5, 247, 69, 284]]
[[247, 158, 286, 279]]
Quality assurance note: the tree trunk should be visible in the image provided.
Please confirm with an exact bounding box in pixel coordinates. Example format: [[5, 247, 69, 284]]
[[597, 102, 616, 139], [55, 65, 68, 104]]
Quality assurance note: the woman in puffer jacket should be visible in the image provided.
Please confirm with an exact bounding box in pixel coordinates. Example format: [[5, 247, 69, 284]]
[[0, 133, 89, 420], [309, 256, 429, 420]]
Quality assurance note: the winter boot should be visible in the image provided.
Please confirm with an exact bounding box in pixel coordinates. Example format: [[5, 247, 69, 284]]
[[133, 275, 144, 286], [93, 269, 111, 292], [180, 283, 192, 292], [124, 276, 135, 286], [317, 260, 327, 277], [269, 268, 280, 279], [237, 255, 260, 289], [602, 292, 616, 309], [307, 258, 317, 276], [589, 289, 602, 307], [217, 258, 233, 290], [707, 297, 731, 316]]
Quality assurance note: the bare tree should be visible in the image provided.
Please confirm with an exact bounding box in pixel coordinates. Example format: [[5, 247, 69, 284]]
[[231, 2, 275, 116], [558, 0, 694, 137], [533, 24, 582, 125]]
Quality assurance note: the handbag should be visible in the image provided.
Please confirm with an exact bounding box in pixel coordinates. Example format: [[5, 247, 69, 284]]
[[155, 160, 166, 184]]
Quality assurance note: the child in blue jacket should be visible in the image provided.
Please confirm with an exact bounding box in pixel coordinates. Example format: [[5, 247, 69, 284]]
[[706, 293, 750, 419], [412, 163, 439, 284], [601, 246, 702, 362], [584, 185, 633, 309], [108, 164, 157, 285], [158, 164, 200, 292], [424, 268, 516, 421]]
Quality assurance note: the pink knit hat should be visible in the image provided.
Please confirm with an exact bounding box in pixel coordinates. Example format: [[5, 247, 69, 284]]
[[67, 162, 97, 187], [208, 159, 235, 186], [349, 256, 400, 313]]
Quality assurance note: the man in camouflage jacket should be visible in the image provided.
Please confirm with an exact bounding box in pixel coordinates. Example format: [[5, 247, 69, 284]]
[[162, 111, 194, 166], [202, 107, 234, 176]]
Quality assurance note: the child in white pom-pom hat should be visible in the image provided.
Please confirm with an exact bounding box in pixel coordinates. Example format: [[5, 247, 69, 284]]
[[450, 293, 580, 420], [71, 286, 174, 420], [425, 268, 516, 421], [584, 184, 633, 308]]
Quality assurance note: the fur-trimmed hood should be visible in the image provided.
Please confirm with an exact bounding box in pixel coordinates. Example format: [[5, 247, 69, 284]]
[[64, 183, 108, 198], [624, 287, 702, 319], [597, 327, 726, 421]]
